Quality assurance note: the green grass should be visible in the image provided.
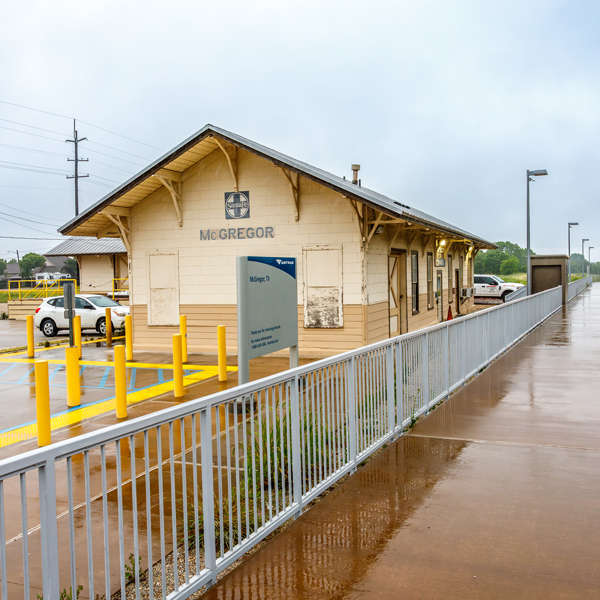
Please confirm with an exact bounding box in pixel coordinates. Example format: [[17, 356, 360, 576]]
[[499, 272, 527, 284], [0, 291, 9, 302]]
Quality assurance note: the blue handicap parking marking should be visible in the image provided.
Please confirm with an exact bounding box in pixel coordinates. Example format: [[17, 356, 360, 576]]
[[0, 364, 18, 380], [99, 366, 111, 388], [128, 367, 138, 391], [16, 367, 36, 384], [48, 365, 62, 382]]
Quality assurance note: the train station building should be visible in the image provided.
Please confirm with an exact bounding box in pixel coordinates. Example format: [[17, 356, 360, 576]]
[[58, 125, 494, 357]]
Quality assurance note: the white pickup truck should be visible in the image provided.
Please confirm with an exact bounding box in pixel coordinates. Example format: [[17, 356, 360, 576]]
[[474, 275, 525, 302]]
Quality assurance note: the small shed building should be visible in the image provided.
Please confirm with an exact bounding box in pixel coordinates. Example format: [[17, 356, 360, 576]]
[[45, 237, 128, 296], [58, 125, 494, 357]]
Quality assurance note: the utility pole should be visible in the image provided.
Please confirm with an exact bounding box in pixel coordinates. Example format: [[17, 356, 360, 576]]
[[66, 119, 89, 216]]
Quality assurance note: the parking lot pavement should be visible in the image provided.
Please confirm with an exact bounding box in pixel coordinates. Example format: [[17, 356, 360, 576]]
[[0, 338, 312, 457]]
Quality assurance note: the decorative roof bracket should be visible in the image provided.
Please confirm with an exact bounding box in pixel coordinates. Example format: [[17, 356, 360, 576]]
[[279, 167, 300, 221], [104, 213, 131, 254], [154, 173, 183, 227], [213, 137, 238, 191]]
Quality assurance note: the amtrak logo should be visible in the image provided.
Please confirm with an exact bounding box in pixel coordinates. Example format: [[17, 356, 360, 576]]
[[225, 191, 250, 219]]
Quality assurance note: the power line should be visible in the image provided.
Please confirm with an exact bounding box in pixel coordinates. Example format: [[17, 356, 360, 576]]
[[88, 159, 135, 175], [0, 202, 66, 223], [0, 99, 71, 120], [0, 236, 63, 240], [0, 210, 64, 227], [0, 118, 67, 136], [0, 125, 64, 143], [0, 215, 61, 237], [0, 142, 69, 158], [84, 146, 146, 167], [0, 159, 71, 173], [0, 164, 73, 176], [0, 99, 164, 151], [86, 140, 153, 161], [89, 173, 121, 184], [0, 185, 96, 195], [77, 120, 164, 151]]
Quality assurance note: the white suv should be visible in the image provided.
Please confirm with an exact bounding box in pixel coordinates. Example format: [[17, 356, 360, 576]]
[[474, 275, 524, 302], [34, 294, 130, 337]]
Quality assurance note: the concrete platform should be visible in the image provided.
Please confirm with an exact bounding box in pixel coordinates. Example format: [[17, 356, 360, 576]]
[[202, 284, 600, 599]]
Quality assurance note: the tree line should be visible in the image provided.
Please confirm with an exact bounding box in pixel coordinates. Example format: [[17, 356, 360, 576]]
[[475, 242, 600, 275]]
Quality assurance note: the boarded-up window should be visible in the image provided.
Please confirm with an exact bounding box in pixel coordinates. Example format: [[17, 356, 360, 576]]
[[303, 247, 343, 328], [148, 253, 179, 326]]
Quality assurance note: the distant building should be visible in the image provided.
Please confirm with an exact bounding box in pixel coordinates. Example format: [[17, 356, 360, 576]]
[[45, 237, 128, 296], [5, 262, 21, 281], [58, 125, 495, 356], [33, 257, 69, 281]]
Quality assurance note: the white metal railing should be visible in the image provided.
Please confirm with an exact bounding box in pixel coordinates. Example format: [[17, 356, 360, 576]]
[[568, 275, 592, 300], [504, 285, 527, 303], [0, 283, 585, 600]]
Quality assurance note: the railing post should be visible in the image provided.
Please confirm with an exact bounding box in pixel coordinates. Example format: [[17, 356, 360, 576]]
[[200, 407, 216, 584], [461, 319, 466, 384], [39, 458, 60, 600], [395, 341, 404, 431], [347, 357, 357, 469], [422, 333, 430, 410], [386, 343, 395, 434], [443, 325, 450, 396], [290, 376, 302, 514]]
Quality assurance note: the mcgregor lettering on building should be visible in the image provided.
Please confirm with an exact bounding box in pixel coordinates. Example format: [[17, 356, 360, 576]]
[[199, 227, 274, 241]]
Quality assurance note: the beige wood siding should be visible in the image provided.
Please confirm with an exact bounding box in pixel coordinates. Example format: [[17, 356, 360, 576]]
[[366, 301, 389, 344], [131, 303, 364, 358], [79, 255, 114, 293]]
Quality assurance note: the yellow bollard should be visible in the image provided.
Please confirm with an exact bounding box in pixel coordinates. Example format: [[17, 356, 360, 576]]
[[74, 315, 82, 359], [125, 315, 133, 362], [172, 334, 184, 398], [105, 307, 112, 347], [115, 345, 127, 419], [179, 315, 188, 363], [35, 360, 51, 447], [66, 346, 81, 408], [217, 325, 227, 382], [26, 315, 35, 359]]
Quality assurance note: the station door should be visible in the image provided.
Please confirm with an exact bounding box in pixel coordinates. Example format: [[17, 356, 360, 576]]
[[388, 252, 407, 337]]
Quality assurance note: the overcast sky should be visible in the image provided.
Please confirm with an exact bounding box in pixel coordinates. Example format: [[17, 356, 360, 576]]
[[1, 0, 599, 263]]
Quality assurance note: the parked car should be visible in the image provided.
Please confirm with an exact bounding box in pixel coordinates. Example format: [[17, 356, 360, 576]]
[[34, 294, 130, 337], [474, 275, 525, 302]]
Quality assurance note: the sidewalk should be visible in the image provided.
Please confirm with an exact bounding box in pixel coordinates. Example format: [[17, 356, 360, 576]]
[[202, 285, 600, 599]]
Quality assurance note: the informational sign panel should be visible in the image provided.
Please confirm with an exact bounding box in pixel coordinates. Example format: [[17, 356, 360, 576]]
[[237, 256, 299, 384]]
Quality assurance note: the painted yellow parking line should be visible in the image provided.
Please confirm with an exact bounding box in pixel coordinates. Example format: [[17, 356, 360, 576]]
[[0, 369, 224, 448], [0, 336, 126, 358]]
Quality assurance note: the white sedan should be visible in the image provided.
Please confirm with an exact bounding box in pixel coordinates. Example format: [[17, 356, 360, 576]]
[[474, 275, 525, 302], [34, 294, 129, 337]]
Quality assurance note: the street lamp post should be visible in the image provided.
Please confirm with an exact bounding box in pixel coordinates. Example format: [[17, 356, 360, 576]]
[[588, 246, 594, 277], [568, 222, 579, 282], [582, 238, 589, 279], [526, 169, 548, 295]]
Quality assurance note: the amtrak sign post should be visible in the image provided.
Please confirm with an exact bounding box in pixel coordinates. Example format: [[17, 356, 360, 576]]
[[236, 256, 299, 385]]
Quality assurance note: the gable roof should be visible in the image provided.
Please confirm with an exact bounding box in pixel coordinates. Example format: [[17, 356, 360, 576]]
[[45, 237, 126, 257], [58, 124, 495, 248], [6, 263, 20, 276]]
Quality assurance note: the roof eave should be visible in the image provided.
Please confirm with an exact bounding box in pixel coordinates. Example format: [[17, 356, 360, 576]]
[[59, 124, 496, 250]]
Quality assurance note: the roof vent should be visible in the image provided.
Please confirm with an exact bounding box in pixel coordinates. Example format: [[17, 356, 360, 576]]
[[394, 201, 411, 210], [351, 164, 360, 185]]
